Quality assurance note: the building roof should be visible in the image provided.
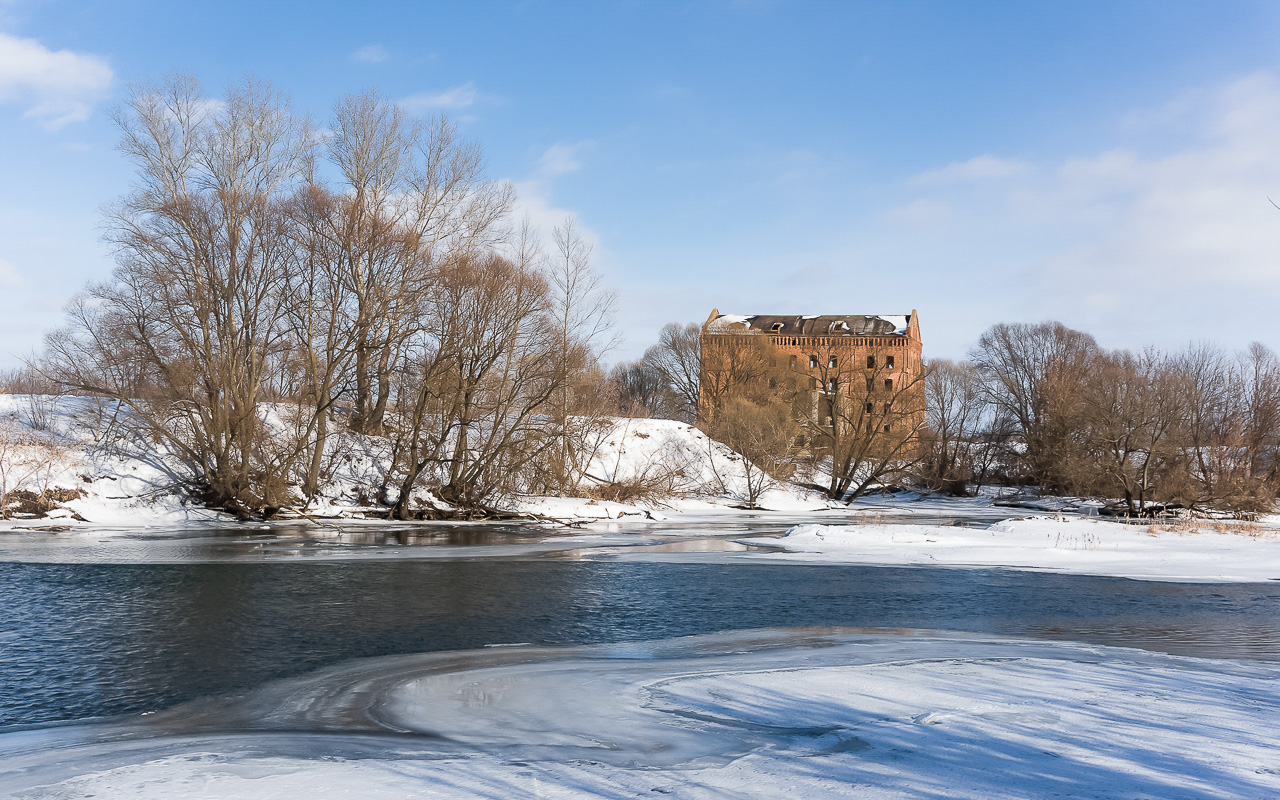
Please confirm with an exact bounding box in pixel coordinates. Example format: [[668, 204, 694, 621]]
[[705, 313, 912, 337]]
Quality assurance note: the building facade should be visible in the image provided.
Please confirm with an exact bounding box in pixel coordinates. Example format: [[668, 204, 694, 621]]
[[699, 309, 925, 438]]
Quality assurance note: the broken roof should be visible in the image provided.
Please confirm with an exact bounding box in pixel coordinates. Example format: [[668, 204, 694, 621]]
[[706, 313, 911, 337]]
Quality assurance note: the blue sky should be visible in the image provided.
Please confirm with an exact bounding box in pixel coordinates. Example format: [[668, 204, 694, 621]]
[[3, 0, 1280, 369]]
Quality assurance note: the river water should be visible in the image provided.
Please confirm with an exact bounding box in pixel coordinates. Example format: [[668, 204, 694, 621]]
[[2, 520, 1279, 730]]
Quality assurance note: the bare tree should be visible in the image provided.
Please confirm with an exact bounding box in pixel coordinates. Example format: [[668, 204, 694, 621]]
[[917, 359, 986, 494], [542, 217, 618, 494], [970, 321, 1100, 492], [642, 322, 701, 422], [45, 75, 313, 514], [390, 250, 559, 517], [1080, 349, 1187, 514], [701, 396, 798, 507], [795, 344, 928, 500], [609, 360, 680, 418]]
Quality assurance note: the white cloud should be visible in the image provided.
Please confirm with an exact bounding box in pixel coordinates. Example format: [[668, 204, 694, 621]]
[[0, 257, 23, 286], [398, 82, 477, 113], [869, 71, 1280, 353], [0, 31, 112, 128], [509, 181, 602, 255], [910, 155, 1030, 185], [352, 44, 388, 64], [882, 198, 952, 225], [536, 143, 586, 177]]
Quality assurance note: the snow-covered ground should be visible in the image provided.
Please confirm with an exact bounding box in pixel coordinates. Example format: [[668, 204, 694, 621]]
[[2, 629, 1277, 799], [0, 395, 836, 530], [750, 515, 1280, 582]]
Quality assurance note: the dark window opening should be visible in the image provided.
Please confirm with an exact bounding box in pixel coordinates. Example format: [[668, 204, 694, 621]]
[[887, 355, 895, 369], [866, 355, 875, 369], [884, 378, 893, 391], [828, 356, 837, 369], [809, 355, 818, 368], [828, 378, 838, 391]]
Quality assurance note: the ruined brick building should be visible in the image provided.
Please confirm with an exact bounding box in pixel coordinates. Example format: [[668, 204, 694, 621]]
[[699, 309, 926, 440]]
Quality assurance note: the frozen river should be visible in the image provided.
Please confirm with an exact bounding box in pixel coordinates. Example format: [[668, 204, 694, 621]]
[[2, 520, 1279, 798]]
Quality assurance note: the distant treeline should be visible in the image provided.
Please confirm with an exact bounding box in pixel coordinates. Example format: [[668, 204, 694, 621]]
[[614, 321, 1280, 514]]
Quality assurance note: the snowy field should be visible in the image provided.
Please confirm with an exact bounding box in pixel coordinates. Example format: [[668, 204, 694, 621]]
[[1, 629, 1277, 799]]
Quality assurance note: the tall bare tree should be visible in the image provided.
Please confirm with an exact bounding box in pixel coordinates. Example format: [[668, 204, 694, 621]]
[[45, 75, 313, 513], [917, 358, 986, 494], [970, 321, 1100, 491]]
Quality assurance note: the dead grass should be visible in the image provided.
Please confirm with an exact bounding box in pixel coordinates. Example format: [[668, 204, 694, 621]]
[[1143, 516, 1274, 539]]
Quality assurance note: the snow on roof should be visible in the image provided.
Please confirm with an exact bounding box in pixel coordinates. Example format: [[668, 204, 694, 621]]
[[708, 313, 912, 337], [706, 314, 753, 331]]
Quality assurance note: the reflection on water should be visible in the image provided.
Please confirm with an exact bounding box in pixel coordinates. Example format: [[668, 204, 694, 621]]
[[2, 559, 1278, 729]]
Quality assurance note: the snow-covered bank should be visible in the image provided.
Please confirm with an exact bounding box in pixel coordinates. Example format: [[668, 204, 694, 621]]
[[753, 515, 1280, 582], [0, 395, 836, 530], [2, 630, 1278, 799]]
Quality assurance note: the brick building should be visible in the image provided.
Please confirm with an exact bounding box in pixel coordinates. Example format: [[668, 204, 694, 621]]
[[698, 309, 925, 437]]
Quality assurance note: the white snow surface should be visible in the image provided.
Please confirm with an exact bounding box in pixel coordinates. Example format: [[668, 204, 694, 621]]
[[512, 417, 836, 518], [0, 394, 228, 529], [755, 516, 1280, 582], [3, 631, 1278, 799]]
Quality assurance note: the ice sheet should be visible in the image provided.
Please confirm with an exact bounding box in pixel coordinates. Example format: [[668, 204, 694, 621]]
[[2, 629, 1279, 799]]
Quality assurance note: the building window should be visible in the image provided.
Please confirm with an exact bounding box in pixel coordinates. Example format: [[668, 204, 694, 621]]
[[883, 402, 891, 414], [884, 378, 893, 392], [866, 355, 875, 369], [771, 322, 785, 332], [828, 356, 837, 369], [884, 424, 892, 432], [828, 378, 838, 392], [865, 402, 874, 414], [865, 377, 874, 392], [809, 355, 818, 368], [887, 355, 895, 370], [788, 355, 797, 368]]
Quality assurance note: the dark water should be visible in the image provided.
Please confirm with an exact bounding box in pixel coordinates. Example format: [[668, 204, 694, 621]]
[[2, 560, 1279, 729]]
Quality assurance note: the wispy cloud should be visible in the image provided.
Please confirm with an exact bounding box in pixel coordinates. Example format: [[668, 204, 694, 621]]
[[536, 143, 588, 178], [0, 257, 23, 287], [398, 82, 478, 113], [0, 31, 112, 129], [351, 44, 388, 64], [869, 71, 1280, 352], [909, 155, 1030, 185]]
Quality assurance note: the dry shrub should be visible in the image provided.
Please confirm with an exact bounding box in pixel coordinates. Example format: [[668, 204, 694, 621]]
[[1, 487, 83, 517], [583, 475, 672, 505]]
